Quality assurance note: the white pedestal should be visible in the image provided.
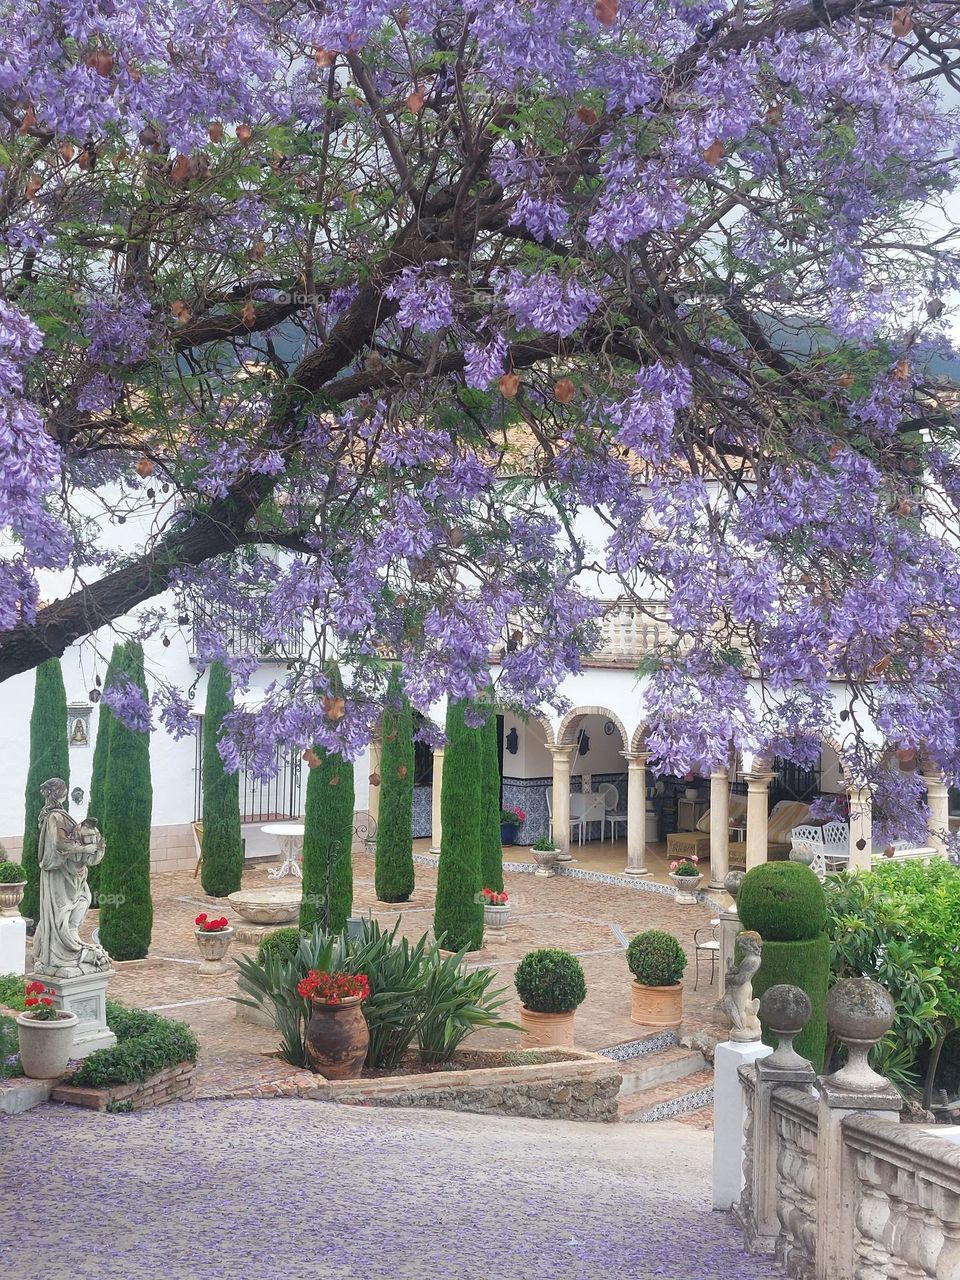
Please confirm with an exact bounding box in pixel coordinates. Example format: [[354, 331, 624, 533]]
[[712, 1038, 773, 1210], [0, 917, 27, 976], [30, 969, 117, 1057]]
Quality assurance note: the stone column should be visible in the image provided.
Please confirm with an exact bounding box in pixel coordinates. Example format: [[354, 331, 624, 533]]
[[549, 745, 575, 861], [815, 978, 901, 1280], [924, 771, 950, 858], [623, 751, 650, 876], [712, 1037, 773, 1210], [429, 747, 444, 855], [367, 735, 382, 826], [709, 767, 730, 889], [744, 769, 773, 871], [749, 987, 818, 1253], [846, 784, 873, 871]]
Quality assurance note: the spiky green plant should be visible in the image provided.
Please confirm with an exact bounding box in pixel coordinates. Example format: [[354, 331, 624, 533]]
[[21, 659, 70, 923]]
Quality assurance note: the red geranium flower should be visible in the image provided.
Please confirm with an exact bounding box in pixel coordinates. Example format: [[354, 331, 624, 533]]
[[40, 997, 53, 1006], [195, 913, 208, 925], [24, 997, 38, 1007]]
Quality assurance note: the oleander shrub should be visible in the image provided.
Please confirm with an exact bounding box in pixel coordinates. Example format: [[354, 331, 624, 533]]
[[737, 861, 826, 941], [70, 1013, 198, 1087], [514, 949, 587, 1014], [0, 861, 25, 883], [256, 927, 305, 967], [627, 931, 687, 987]]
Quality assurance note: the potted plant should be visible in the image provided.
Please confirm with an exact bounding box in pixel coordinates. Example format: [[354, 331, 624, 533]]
[[0, 860, 27, 917], [514, 948, 586, 1048], [297, 968, 371, 1079], [627, 930, 687, 1028], [530, 833, 559, 877], [16, 981, 78, 1078], [500, 805, 526, 846], [194, 912, 235, 975], [481, 888, 510, 937], [669, 855, 703, 904]]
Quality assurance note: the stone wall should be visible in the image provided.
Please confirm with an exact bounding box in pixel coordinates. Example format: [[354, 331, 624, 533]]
[[52, 1061, 196, 1112], [329, 1050, 622, 1122]]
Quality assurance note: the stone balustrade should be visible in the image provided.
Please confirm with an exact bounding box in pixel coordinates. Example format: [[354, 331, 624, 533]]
[[733, 978, 960, 1280]]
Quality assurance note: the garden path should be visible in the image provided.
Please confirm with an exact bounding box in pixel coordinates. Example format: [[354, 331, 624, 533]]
[[1, 1099, 783, 1280]]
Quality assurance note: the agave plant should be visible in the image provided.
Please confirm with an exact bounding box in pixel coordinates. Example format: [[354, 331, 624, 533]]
[[415, 946, 515, 1066], [234, 932, 337, 1067]]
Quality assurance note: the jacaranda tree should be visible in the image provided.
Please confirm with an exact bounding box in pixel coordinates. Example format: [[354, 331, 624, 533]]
[[2, 2, 960, 829], [20, 659, 69, 922], [374, 665, 415, 903], [98, 641, 154, 960]]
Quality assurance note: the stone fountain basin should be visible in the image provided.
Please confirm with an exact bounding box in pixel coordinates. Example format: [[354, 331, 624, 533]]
[[227, 887, 301, 924]]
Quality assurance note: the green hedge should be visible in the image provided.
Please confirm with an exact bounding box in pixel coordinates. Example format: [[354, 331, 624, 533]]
[[300, 743, 355, 935], [86, 642, 125, 906], [433, 699, 484, 951], [753, 934, 830, 1071], [374, 666, 415, 903], [256, 927, 304, 967], [737, 862, 826, 941], [200, 660, 244, 898], [479, 705, 504, 894], [21, 659, 70, 922], [70, 1007, 198, 1087]]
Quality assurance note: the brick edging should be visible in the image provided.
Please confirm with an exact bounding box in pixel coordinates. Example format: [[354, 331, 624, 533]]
[[52, 1061, 196, 1112]]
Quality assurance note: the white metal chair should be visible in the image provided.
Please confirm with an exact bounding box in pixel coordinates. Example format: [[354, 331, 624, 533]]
[[598, 783, 628, 841], [790, 823, 826, 878], [822, 821, 850, 873], [694, 920, 721, 990], [545, 788, 584, 845]]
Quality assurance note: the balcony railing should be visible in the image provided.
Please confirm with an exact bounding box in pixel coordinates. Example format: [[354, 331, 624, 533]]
[[592, 600, 677, 663], [189, 597, 303, 663]]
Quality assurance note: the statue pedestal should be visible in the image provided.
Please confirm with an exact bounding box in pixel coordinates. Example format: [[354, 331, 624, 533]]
[[32, 969, 117, 1058], [0, 917, 27, 976], [712, 1037, 772, 1210]]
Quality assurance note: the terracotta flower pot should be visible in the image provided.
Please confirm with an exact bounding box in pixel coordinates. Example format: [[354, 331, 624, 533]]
[[0, 881, 26, 917], [519, 1005, 576, 1049], [304, 996, 369, 1079], [195, 926, 234, 976], [630, 979, 683, 1029], [16, 1010, 79, 1079]]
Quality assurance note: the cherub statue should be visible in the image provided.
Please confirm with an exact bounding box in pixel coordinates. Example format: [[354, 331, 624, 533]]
[[721, 930, 763, 1042]]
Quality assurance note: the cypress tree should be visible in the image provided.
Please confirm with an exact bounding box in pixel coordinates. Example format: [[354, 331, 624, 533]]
[[374, 666, 415, 903], [433, 698, 484, 951], [300, 747, 355, 935], [98, 641, 154, 960], [199, 660, 243, 898], [86, 642, 126, 907], [479, 704, 504, 894], [21, 659, 70, 923]]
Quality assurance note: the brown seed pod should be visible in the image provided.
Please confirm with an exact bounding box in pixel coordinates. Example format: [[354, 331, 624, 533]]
[[499, 372, 520, 398], [553, 377, 576, 404], [594, 0, 617, 25], [703, 139, 724, 166], [170, 154, 191, 184], [135, 457, 154, 478], [208, 121, 224, 143], [59, 143, 76, 163], [314, 47, 336, 67], [576, 106, 598, 126], [368, 771, 381, 788], [85, 49, 114, 76], [236, 123, 253, 143], [323, 694, 346, 721], [406, 88, 426, 114], [241, 301, 257, 329]]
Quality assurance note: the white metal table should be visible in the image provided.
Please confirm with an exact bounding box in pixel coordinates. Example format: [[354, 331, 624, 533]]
[[261, 822, 306, 880]]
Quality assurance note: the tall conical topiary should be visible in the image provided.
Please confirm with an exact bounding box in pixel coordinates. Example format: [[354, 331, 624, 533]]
[[86, 642, 126, 907], [98, 641, 154, 960], [200, 660, 243, 898], [374, 666, 415, 903], [300, 748, 355, 935], [433, 698, 484, 952], [479, 703, 504, 894], [21, 659, 70, 923], [299, 663, 355, 935]]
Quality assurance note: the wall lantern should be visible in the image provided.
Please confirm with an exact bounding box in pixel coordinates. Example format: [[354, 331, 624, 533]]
[[505, 727, 519, 755], [576, 729, 590, 756]]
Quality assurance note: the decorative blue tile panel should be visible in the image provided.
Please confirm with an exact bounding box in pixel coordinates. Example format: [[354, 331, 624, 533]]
[[598, 1031, 680, 1061], [633, 1086, 713, 1123]]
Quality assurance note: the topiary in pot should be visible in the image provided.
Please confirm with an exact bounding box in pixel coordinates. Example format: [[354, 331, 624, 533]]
[[514, 948, 586, 1049], [627, 930, 687, 1028], [737, 861, 829, 1068]]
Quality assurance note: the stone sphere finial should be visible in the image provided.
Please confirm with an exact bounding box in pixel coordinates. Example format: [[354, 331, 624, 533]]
[[724, 870, 745, 901], [825, 978, 896, 1093], [759, 984, 813, 1073]]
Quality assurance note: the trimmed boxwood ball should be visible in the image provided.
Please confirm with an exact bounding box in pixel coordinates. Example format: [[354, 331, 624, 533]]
[[514, 949, 586, 1014], [627, 930, 687, 987], [256, 927, 304, 967], [737, 861, 826, 941], [753, 934, 830, 1071], [0, 861, 25, 883]]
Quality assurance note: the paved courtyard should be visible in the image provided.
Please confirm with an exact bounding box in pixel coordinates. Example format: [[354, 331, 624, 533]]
[[44, 851, 727, 1099], [1, 1100, 782, 1280]]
